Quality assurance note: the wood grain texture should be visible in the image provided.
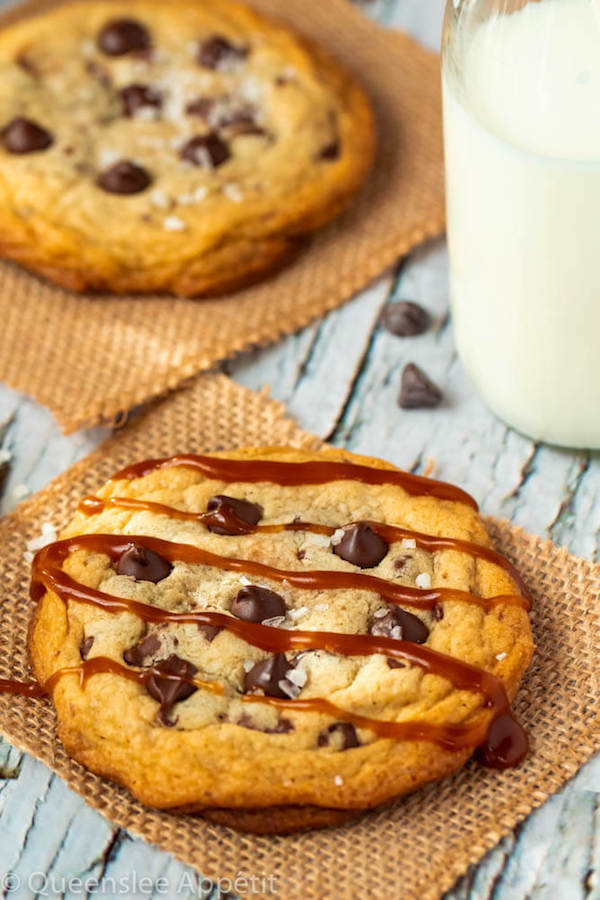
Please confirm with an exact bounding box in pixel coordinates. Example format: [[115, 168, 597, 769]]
[[0, 0, 598, 897]]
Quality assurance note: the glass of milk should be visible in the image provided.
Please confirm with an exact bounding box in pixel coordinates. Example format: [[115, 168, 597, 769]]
[[442, 0, 600, 448]]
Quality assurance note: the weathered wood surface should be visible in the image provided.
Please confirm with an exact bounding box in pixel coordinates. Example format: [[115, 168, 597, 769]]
[[0, 0, 598, 897]]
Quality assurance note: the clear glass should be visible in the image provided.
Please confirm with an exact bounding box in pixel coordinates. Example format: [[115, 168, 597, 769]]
[[442, 0, 600, 448]]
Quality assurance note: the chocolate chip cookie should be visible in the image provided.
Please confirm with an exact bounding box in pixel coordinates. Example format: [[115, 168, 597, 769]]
[[29, 447, 534, 833], [0, 1, 375, 295]]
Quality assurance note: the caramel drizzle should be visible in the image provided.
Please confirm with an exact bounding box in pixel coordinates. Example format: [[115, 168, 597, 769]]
[[111, 453, 479, 510], [37, 655, 502, 752], [27, 532, 529, 760], [33, 533, 521, 613], [31, 544, 512, 753], [78, 494, 530, 605]]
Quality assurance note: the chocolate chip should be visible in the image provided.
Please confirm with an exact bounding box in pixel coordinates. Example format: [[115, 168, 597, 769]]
[[370, 607, 429, 644], [381, 301, 430, 337], [185, 97, 215, 118], [123, 631, 162, 666], [231, 585, 287, 623], [206, 494, 262, 535], [243, 653, 294, 699], [2, 117, 53, 154], [237, 713, 294, 734], [394, 557, 408, 572], [119, 84, 162, 117], [399, 363, 443, 409], [386, 658, 405, 669], [432, 604, 444, 621], [97, 160, 152, 194], [80, 636, 94, 659], [98, 19, 151, 56], [197, 35, 248, 69], [198, 623, 222, 642], [180, 134, 230, 169], [318, 140, 340, 161], [116, 543, 172, 582], [318, 722, 359, 750], [15, 51, 38, 76], [332, 523, 389, 569], [146, 654, 197, 726]]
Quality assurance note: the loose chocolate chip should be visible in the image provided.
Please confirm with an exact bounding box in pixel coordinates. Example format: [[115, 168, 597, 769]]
[[123, 631, 162, 666], [381, 301, 431, 337], [386, 658, 405, 669], [205, 494, 262, 535], [432, 604, 444, 621], [198, 623, 222, 642], [370, 606, 429, 644], [197, 35, 248, 70], [399, 363, 443, 409], [332, 522, 389, 569], [80, 635, 94, 659], [146, 654, 197, 726], [2, 117, 53, 154], [180, 133, 230, 169], [97, 160, 152, 195], [243, 653, 293, 699], [116, 543, 172, 582], [98, 19, 151, 56], [119, 84, 162, 117], [231, 585, 287, 623]]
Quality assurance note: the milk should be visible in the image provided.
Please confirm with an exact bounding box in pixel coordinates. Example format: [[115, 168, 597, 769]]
[[443, 0, 600, 447]]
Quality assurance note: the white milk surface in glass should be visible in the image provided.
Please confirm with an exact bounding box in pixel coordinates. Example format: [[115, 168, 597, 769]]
[[443, 0, 600, 447]]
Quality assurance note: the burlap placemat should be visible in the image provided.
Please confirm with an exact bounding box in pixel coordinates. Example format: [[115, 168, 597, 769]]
[[0, 372, 599, 899], [0, 0, 444, 435]]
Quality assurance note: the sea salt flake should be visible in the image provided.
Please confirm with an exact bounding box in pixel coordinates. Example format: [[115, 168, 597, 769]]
[[286, 665, 307, 688], [288, 606, 308, 621], [496, 652, 507, 661], [242, 660, 254, 672], [262, 616, 285, 628], [415, 572, 431, 590], [239, 575, 252, 586], [223, 183, 244, 203], [334, 775, 343, 786], [23, 550, 34, 563], [373, 607, 388, 619], [163, 215, 186, 231], [314, 603, 329, 612], [390, 625, 402, 640], [99, 148, 120, 167], [401, 538, 416, 550], [278, 679, 301, 699], [331, 528, 345, 547], [150, 190, 170, 209]]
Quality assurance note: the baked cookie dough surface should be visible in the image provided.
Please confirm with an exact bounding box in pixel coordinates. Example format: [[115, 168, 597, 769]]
[[29, 447, 534, 832], [0, 0, 375, 295]]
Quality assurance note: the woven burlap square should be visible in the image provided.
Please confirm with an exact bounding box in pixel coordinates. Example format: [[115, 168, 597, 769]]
[[0, 0, 444, 434], [0, 372, 598, 899]]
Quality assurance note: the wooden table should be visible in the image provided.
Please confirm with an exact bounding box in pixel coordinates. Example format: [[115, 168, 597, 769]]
[[0, 1, 598, 897]]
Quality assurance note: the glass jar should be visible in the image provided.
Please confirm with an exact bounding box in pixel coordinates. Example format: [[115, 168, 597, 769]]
[[442, 0, 600, 448]]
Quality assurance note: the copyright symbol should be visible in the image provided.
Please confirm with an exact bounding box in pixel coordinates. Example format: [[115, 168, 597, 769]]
[[1, 872, 20, 893]]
